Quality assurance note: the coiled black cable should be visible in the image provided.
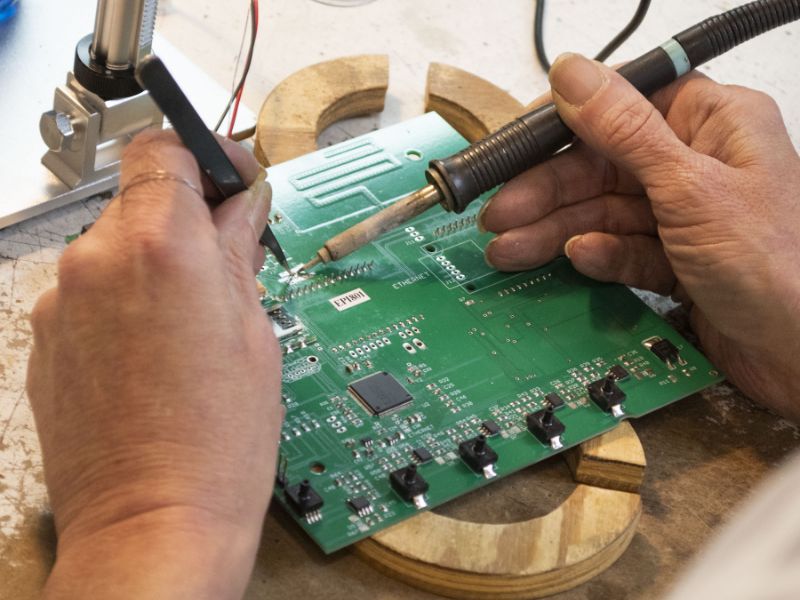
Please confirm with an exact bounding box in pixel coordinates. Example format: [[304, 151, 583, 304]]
[[675, 0, 800, 64]]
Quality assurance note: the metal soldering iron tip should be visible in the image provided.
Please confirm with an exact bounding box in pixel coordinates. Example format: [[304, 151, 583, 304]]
[[301, 257, 321, 272]]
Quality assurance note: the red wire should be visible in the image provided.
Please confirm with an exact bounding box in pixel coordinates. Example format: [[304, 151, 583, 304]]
[[227, 0, 259, 138], [227, 87, 245, 139]]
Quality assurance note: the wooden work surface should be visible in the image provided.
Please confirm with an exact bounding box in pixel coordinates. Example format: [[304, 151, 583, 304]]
[[2, 1, 799, 599]]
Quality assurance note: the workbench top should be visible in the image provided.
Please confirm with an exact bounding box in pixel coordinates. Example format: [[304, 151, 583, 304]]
[[2, 1, 799, 598]]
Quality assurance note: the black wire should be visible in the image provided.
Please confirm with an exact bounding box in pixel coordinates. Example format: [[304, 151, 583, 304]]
[[594, 0, 652, 62], [534, 0, 652, 73], [533, 0, 551, 72], [214, 0, 258, 132]]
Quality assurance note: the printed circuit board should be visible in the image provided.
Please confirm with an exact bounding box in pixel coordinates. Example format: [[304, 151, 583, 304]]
[[258, 113, 722, 553]]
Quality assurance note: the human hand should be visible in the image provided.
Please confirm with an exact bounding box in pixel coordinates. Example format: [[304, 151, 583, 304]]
[[27, 130, 282, 598], [480, 53, 800, 422]]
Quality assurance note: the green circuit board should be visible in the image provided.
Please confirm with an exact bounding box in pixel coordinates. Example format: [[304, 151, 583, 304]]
[[259, 113, 722, 554]]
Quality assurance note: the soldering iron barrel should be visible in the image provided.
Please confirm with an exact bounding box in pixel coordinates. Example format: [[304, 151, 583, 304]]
[[427, 0, 799, 214], [74, 0, 159, 100], [426, 104, 572, 214], [674, 0, 800, 64], [91, 0, 157, 70]]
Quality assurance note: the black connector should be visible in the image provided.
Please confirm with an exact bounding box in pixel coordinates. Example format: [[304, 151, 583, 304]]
[[459, 435, 498, 478], [285, 480, 324, 520], [588, 375, 626, 416], [390, 464, 429, 509], [527, 406, 565, 449]]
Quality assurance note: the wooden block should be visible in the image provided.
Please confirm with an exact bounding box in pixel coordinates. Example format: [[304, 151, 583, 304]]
[[565, 421, 647, 493], [254, 55, 389, 166], [425, 63, 525, 143]]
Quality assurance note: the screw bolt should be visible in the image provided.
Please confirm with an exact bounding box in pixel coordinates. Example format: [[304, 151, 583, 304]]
[[40, 110, 76, 152]]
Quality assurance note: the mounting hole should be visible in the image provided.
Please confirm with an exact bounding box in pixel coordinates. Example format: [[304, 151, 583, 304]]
[[307, 355, 319, 363], [310, 462, 326, 474], [423, 244, 437, 253], [405, 149, 424, 161], [465, 283, 477, 292]]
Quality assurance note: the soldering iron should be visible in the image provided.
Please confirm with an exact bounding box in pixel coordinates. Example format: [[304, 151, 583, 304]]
[[302, 0, 800, 271]]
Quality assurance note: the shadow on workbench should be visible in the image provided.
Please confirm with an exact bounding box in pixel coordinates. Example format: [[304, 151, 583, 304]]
[[0, 507, 56, 599]]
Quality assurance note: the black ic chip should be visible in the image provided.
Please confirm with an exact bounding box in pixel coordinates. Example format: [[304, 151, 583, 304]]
[[609, 365, 630, 381], [544, 392, 565, 409], [412, 447, 433, 463], [349, 371, 413, 416], [480, 419, 501, 436], [347, 496, 372, 517]]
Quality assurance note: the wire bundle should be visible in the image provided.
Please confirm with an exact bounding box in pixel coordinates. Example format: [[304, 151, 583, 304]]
[[215, 0, 260, 137]]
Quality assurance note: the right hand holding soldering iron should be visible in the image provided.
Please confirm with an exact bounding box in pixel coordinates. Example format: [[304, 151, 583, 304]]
[[479, 53, 800, 422]]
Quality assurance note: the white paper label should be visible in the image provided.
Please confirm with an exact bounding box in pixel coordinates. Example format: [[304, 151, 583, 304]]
[[329, 288, 371, 312]]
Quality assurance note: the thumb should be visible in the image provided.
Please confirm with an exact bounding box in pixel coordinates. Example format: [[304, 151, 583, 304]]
[[549, 53, 692, 190], [213, 170, 273, 275]]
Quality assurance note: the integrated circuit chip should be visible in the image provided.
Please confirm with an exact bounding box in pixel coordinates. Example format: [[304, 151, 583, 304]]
[[480, 419, 501, 436], [412, 446, 433, 464], [349, 371, 413, 416], [347, 496, 373, 517], [544, 392, 565, 410]]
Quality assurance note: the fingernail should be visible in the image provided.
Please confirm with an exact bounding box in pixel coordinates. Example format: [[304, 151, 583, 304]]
[[549, 53, 606, 107], [247, 170, 272, 233], [564, 234, 582, 258], [484, 238, 497, 268], [476, 197, 494, 233]]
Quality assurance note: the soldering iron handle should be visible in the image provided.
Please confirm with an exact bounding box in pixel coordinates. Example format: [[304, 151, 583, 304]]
[[424, 50, 680, 215], [426, 0, 800, 214]]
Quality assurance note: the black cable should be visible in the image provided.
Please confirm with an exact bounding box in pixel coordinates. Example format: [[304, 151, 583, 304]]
[[533, 0, 550, 72], [214, 0, 258, 132], [595, 0, 652, 61], [534, 0, 652, 72]]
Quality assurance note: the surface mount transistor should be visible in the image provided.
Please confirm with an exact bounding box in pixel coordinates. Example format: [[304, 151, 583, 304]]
[[649, 338, 685, 369], [349, 371, 413, 416]]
